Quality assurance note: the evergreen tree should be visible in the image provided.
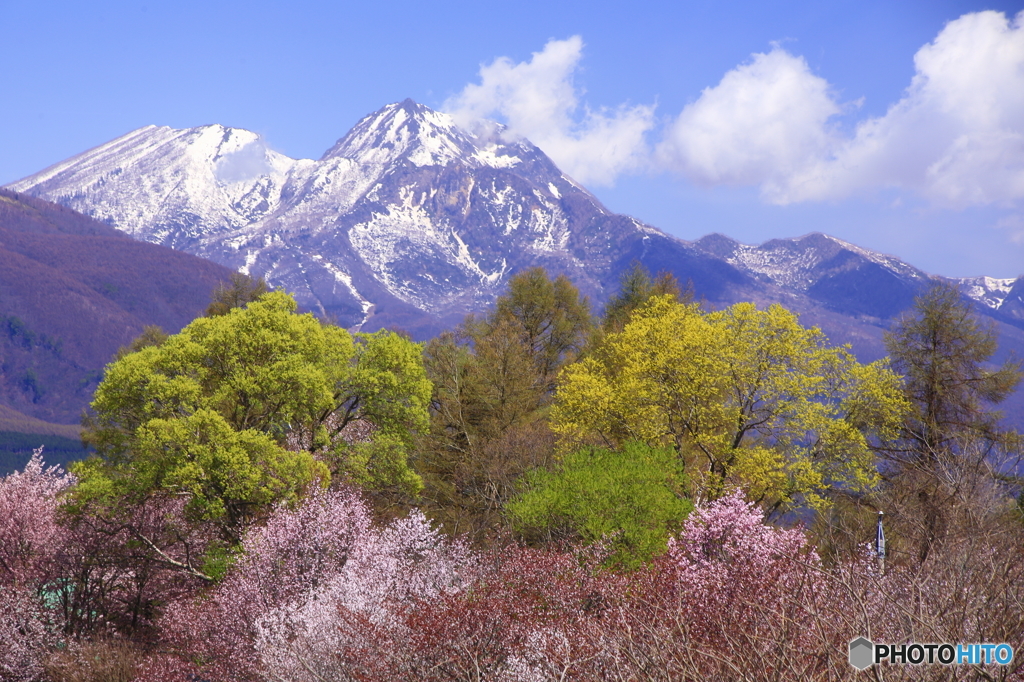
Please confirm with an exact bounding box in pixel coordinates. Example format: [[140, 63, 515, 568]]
[[114, 324, 168, 361], [491, 267, 594, 390], [602, 261, 691, 333], [884, 281, 1022, 464], [415, 269, 593, 539]]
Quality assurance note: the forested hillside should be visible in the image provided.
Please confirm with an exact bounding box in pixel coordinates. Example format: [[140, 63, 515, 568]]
[[0, 189, 236, 433]]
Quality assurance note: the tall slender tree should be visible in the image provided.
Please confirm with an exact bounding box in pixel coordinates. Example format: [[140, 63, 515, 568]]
[[881, 282, 1022, 562], [416, 269, 593, 538], [204, 272, 270, 317], [884, 281, 1021, 464], [602, 261, 691, 333]]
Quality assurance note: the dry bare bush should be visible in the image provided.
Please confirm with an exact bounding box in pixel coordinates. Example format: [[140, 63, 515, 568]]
[[43, 639, 140, 682]]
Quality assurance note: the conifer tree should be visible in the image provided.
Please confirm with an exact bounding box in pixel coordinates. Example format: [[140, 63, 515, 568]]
[[602, 261, 691, 333], [416, 269, 593, 538], [884, 281, 1022, 464]]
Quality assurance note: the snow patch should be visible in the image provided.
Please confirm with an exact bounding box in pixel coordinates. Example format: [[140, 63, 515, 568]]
[[957, 275, 1018, 310], [472, 145, 521, 169], [310, 254, 372, 315]]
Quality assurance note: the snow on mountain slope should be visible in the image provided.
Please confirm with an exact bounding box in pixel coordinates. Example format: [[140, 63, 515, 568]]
[[12, 98, 1019, 342], [689, 232, 937, 320], [11, 100, 675, 335], [324, 100, 524, 170], [9, 124, 307, 248], [693, 232, 926, 291], [956, 276, 1019, 310]]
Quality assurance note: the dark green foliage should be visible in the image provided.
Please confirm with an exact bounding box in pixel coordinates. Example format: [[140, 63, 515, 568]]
[[18, 370, 43, 403], [602, 260, 692, 333], [414, 268, 593, 539], [0, 431, 90, 475], [2, 315, 63, 355], [861, 282, 1024, 564], [114, 325, 169, 361], [490, 267, 594, 389]]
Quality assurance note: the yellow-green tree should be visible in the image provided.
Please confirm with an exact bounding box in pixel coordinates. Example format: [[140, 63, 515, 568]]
[[508, 441, 693, 567], [76, 291, 431, 540], [552, 296, 907, 511]]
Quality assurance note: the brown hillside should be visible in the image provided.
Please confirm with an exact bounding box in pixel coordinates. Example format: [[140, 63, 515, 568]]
[[0, 189, 236, 424]]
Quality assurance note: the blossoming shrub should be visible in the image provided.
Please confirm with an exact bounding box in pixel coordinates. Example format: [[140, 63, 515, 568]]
[[145, 487, 475, 681], [0, 450, 69, 682]]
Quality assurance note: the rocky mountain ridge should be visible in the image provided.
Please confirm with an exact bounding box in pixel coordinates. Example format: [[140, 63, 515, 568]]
[[9, 101, 1023, 342]]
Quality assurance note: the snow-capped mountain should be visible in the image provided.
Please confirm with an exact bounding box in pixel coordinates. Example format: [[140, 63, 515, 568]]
[[11, 123, 306, 247], [10, 101, 714, 335], [9, 99, 1023, 340], [688, 232, 935, 320]]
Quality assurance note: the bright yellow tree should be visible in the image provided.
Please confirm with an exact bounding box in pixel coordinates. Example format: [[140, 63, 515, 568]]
[[552, 296, 908, 511]]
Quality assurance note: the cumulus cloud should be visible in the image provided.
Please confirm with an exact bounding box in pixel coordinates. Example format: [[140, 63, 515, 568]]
[[444, 36, 655, 186], [657, 11, 1024, 209], [215, 138, 274, 185], [656, 48, 842, 194], [782, 9, 1024, 207], [449, 12, 1024, 215]]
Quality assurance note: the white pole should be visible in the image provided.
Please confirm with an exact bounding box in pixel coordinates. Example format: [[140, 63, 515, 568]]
[[876, 511, 886, 573]]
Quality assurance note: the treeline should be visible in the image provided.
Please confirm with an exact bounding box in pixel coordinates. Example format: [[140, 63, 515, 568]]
[[0, 432, 87, 475], [1, 268, 1022, 681]]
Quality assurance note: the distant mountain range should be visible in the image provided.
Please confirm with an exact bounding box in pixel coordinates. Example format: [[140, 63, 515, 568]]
[[7, 100, 1024, 424]]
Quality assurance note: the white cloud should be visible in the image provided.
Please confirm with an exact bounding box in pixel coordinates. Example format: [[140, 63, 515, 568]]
[[660, 11, 1024, 208], [656, 48, 842, 195], [444, 37, 654, 186], [448, 13, 1024, 214], [780, 10, 1024, 207]]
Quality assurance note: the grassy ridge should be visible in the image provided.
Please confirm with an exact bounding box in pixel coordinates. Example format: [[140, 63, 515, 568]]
[[0, 403, 81, 438]]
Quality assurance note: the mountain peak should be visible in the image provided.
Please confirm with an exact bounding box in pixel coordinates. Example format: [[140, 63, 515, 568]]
[[8, 121, 302, 246], [321, 100, 525, 170]]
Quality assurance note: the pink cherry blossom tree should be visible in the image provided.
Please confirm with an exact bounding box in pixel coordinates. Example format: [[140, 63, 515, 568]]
[[0, 449, 71, 681], [0, 448, 71, 586]]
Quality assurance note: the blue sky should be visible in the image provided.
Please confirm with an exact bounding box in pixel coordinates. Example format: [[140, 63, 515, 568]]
[[3, 0, 1023, 278]]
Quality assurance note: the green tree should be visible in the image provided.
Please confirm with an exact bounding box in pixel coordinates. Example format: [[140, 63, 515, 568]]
[[602, 261, 691, 333], [114, 324, 169, 361], [884, 281, 1021, 463], [877, 282, 1022, 563], [508, 441, 693, 567], [489, 266, 594, 391], [76, 291, 431, 541], [415, 269, 593, 538], [553, 296, 908, 512]]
